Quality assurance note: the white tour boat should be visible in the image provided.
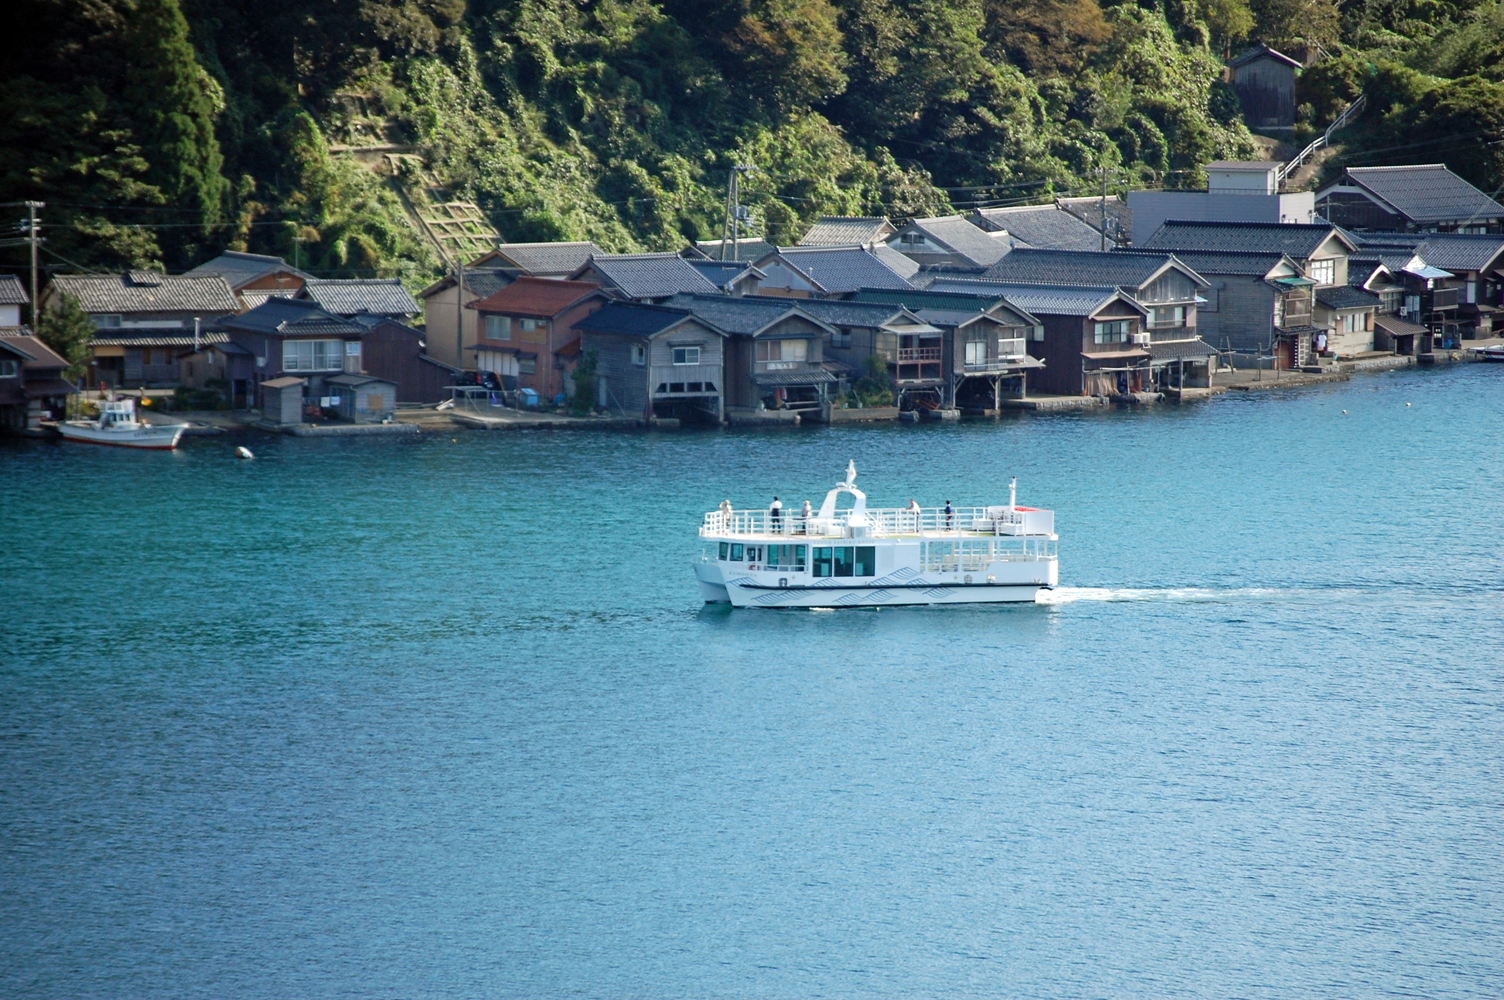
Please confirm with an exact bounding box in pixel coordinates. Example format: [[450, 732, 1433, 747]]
[[58, 398, 188, 450], [695, 462, 1058, 608]]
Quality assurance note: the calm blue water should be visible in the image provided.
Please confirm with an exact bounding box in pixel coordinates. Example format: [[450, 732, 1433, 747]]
[[3, 364, 1502, 998]]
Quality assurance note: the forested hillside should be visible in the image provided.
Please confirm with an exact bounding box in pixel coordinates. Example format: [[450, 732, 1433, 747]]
[[3, 0, 1501, 283]]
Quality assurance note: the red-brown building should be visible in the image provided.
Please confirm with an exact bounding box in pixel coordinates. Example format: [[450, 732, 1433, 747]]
[[466, 277, 607, 402]]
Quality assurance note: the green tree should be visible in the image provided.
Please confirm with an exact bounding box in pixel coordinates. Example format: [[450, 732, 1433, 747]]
[[36, 294, 95, 381], [1254, 0, 1341, 54]]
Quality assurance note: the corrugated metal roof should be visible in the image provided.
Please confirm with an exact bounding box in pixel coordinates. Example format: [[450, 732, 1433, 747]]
[[754, 369, 837, 386], [494, 242, 603, 276], [1140, 221, 1348, 258], [970, 206, 1104, 251], [185, 250, 311, 288], [302, 278, 420, 316], [581, 254, 722, 299], [50, 273, 241, 315], [1344, 165, 1504, 225], [1229, 43, 1301, 68], [1147, 338, 1219, 360], [902, 216, 1010, 266], [1375, 314, 1427, 336], [761, 246, 914, 292], [0, 274, 29, 305], [468, 276, 602, 317], [799, 216, 893, 246]]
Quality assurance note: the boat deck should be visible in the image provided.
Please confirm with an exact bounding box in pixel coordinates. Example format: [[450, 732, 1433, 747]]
[[702, 505, 1054, 540]]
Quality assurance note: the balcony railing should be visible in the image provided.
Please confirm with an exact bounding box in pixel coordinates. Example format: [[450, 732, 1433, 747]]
[[1431, 287, 1459, 309], [897, 346, 943, 362], [1148, 325, 1196, 342], [701, 505, 1055, 539]]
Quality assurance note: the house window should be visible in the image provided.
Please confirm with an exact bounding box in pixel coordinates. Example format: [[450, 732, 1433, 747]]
[[1150, 305, 1185, 328], [832, 329, 851, 348], [283, 339, 345, 371], [518, 356, 537, 375], [0, 359, 17, 378], [485, 315, 511, 338], [1094, 320, 1131, 344], [1307, 258, 1336, 286], [965, 338, 988, 364], [900, 233, 924, 245], [756, 339, 807, 362], [520, 318, 539, 331], [96, 314, 122, 328], [631, 344, 646, 365], [345, 341, 361, 357], [672, 346, 701, 365], [517, 318, 547, 343]]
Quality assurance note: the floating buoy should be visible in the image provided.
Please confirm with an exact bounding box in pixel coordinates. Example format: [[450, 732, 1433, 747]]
[[1341, 409, 1348, 414], [235, 446, 254, 459], [1406, 402, 1412, 407]]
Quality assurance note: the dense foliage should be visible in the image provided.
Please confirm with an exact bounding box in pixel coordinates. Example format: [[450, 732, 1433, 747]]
[[1, 0, 1499, 283]]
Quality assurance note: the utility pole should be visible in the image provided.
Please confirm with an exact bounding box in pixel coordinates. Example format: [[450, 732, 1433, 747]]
[[1100, 166, 1108, 252], [24, 201, 42, 327], [720, 164, 755, 262], [456, 255, 465, 372]]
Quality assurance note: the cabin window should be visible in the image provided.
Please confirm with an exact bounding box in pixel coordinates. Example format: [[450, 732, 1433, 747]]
[[672, 346, 700, 365], [1307, 258, 1336, 286], [0, 360, 17, 378], [766, 545, 808, 570], [1093, 320, 1131, 344], [631, 344, 646, 365], [813, 546, 833, 577], [834, 547, 855, 577], [854, 546, 875, 577], [832, 329, 851, 348], [283, 339, 344, 371], [900, 233, 924, 245], [730, 543, 744, 562], [756, 339, 807, 362], [345, 341, 361, 357], [486, 315, 511, 338], [719, 542, 729, 560]]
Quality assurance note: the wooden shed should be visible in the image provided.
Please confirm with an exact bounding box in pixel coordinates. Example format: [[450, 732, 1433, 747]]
[[1229, 45, 1301, 131], [261, 376, 306, 426], [326, 373, 397, 423]]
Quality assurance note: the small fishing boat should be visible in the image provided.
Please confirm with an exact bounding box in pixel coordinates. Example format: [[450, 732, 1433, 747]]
[[59, 397, 188, 450], [1473, 343, 1504, 362], [694, 462, 1059, 608]]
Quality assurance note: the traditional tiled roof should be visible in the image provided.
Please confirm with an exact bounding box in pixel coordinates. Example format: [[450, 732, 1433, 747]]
[[1409, 235, 1504, 273], [871, 244, 921, 279], [467, 276, 602, 317], [792, 300, 910, 328], [758, 246, 914, 292], [1340, 165, 1504, 225], [1139, 221, 1352, 258], [694, 238, 777, 262], [1113, 247, 1294, 277], [0, 334, 67, 368], [185, 250, 311, 288], [0, 274, 29, 304], [415, 267, 524, 302], [577, 253, 722, 299], [981, 284, 1137, 317], [218, 297, 366, 337], [969, 205, 1104, 251], [1230, 43, 1301, 68], [240, 289, 296, 309], [1057, 195, 1132, 242], [684, 259, 764, 290], [575, 302, 696, 337], [981, 248, 1203, 289], [91, 332, 230, 348], [49, 272, 240, 315], [1147, 339, 1219, 360], [492, 242, 604, 276], [799, 216, 894, 246], [851, 287, 1008, 313], [662, 293, 832, 336], [302, 278, 420, 316], [1315, 285, 1381, 310], [899, 215, 1011, 266]]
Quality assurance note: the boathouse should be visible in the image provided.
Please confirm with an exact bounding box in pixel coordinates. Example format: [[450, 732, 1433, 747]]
[[576, 302, 726, 421]]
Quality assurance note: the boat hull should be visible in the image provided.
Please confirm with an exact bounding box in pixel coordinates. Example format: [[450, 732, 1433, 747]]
[[59, 421, 187, 450], [695, 560, 1051, 607]]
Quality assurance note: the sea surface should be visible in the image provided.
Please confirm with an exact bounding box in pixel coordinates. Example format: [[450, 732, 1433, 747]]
[[3, 363, 1502, 999]]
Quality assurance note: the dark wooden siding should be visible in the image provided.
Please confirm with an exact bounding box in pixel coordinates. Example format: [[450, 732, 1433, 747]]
[[583, 331, 651, 416], [1233, 56, 1297, 129], [1315, 192, 1406, 232], [359, 320, 459, 403]]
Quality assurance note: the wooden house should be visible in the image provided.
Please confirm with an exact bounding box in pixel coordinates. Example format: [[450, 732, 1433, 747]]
[[185, 250, 312, 307], [416, 256, 524, 369], [887, 216, 1011, 269], [215, 298, 368, 411], [749, 246, 914, 298], [466, 277, 607, 403], [326, 373, 398, 423], [567, 254, 722, 302], [0, 275, 27, 327], [1229, 44, 1301, 131], [1315, 165, 1504, 235], [0, 333, 72, 434], [576, 302, 727, 421], [350, 316, 462, 403], [301, 279, 420, 320], [260, 376, 307, 426]]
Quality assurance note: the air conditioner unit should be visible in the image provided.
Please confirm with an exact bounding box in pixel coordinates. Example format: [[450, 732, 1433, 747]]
[[1131, 332, 1151, 346]]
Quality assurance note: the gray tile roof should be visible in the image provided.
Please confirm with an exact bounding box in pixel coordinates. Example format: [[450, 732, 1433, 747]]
[[50, 272, 240, 315], [240, 289, 297, 309], [91, 332, 230, 348], [0, 274, 29, 305], [1410, 235, 1504, 273], [799, 216, 893, 246], [217, 297, 366, 337], [981, 248, 1200, 289], [1316, 285, 1380, 310], [302, 278, 420, 316], [494, 242, 604, 276], [1113, 247, 1293, 277], [662, 293, 830, 336], [1057, 195, 1132, 242], [582, 253, 722, 299], [871, 244, 921, 279], [185, 250, 311, 288], [1140, 221, 1349, 258], [1343, 165, 1504, 225], [1230, 43, 1301, 68], [975, 284, 1132, 318], [576, 302, 695, 337], [902, 215, 1010, 266], [851, 287, 1009, 313], [760, 246, 914, 292], [792, 300, 910, 328], [1147, 339, 1219, 360], [694, 238, 776, 262], [684, 259, 763, 290], [969, 206, 1105, 251]]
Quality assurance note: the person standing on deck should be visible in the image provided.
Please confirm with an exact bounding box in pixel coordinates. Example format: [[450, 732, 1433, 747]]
[[800, 499, 812, 533], [770, 496, 783, 530], [908, 498, 921, 532], [720, 499, 733, 527], [945, 500, 954, 529]]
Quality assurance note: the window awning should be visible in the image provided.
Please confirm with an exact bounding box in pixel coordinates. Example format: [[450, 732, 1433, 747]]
[[753, 370, 838, 386], [1272, 276, 1317, 288]]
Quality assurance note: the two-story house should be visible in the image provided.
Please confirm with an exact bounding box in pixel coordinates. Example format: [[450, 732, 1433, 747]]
[[1354, 232, 1504, 342], [185, 250, 312, 308], [44, 272, 241, 388], [1314, 165, 1504, 235], [466, 277, 607, 403], [576, 302, 728, 422], [886, 216, 1011, 270], [0, 333, 72, 435], [749, 246, 915, 298], [214, 297, 369, 411], [567, 254, 723, 302], [662, 293, 838, 417]]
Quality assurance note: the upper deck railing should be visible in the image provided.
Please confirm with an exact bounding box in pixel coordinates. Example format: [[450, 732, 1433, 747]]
[[702, 505, 1054, 539]]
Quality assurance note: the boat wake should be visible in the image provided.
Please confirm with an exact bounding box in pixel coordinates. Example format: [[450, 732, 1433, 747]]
[[1039, 586, 1289, 605]]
